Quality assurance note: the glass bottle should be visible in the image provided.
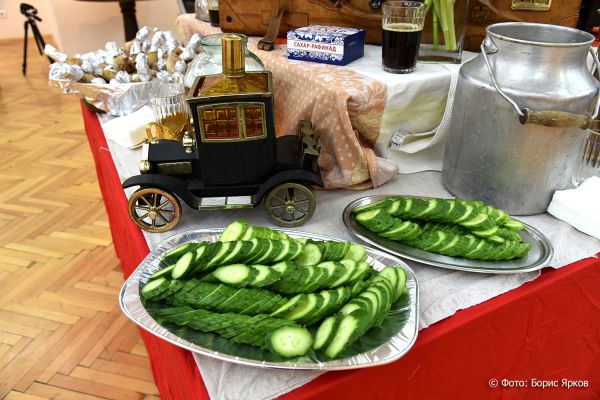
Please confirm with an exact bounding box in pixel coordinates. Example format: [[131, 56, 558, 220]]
[[192, 33, 271, 97], [195, 0, 210, 22], [183, 33, 264, 88]]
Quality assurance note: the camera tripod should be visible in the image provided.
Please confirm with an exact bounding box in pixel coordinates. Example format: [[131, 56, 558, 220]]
[[21, 3, 51, 76]]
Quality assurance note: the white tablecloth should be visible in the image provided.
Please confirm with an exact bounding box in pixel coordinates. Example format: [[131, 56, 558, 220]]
[[101, 117, 600, 400], [100, 41, 600, 400]]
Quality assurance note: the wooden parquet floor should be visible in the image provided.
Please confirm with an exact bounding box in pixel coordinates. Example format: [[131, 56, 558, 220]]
[[0, 38, 159, 399]]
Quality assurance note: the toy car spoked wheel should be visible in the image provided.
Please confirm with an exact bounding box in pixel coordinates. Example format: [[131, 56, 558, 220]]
[[264, 183, 316, 227], [128, 188, 182, 233]]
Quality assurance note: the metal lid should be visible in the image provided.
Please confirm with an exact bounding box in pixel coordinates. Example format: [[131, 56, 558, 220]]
[[221, 33, 245, 76], [486, 22, 595, 48]]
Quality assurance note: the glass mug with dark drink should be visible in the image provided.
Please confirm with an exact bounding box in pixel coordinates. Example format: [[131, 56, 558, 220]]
[[207, 0, 220, 27], [382, 1, 426, 73]]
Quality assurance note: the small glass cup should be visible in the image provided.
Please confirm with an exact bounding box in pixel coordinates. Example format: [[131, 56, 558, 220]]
[[382, 1, 427, 74], [572, 120, 600, 186], [148, 82, 191, 142], [207, 0, 220, 27]]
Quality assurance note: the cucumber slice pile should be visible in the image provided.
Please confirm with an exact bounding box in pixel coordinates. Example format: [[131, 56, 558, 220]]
[[313, 266, 407, 358], [142, 221, 409, 359], [353, 196, 530, 261]]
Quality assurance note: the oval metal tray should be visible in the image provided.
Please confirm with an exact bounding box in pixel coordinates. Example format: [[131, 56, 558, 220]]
[[119, 228, 419, 370], [343, 196, 553, 274]]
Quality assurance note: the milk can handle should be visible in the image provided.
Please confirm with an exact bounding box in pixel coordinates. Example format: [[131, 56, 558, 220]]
[[480, 39, 600, 130]]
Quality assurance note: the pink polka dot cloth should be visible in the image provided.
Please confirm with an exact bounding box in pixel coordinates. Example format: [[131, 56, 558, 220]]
[[177, 15, 398, 189]]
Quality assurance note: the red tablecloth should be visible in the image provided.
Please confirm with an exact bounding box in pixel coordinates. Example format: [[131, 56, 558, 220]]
[[82, 103, 600, 400]]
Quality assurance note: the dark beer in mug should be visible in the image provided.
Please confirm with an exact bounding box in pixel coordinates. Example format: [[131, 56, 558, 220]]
[[382, 23, 422, 73], [208, 8, 220, 27]]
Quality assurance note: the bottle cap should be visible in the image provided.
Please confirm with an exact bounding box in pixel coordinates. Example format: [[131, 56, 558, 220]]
[[221, 34, 245, 77]]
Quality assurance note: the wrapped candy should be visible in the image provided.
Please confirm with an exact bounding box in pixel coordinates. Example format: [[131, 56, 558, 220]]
[[136, 26, 151, 43], [164, 31, 181, 52], [49, 62, 84, 81], [129, 39, 142, 57], [171, 72, 184, 83], [174, 60, 187, 74], [81, 58, 103, 76], [150, 31, 166, 51], [156, 70, 171, 81], [135, 53, 153, 82], [180, 33, 201, 61], [113, 70, 132, 83], [48, 26, 201, 116], [157, 47, 168, 60], [105, 41, 122, 58], [44, 44, 68, 63]]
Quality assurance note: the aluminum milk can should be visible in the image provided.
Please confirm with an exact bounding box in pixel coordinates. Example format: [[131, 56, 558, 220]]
[[442, 23, 600, 215]]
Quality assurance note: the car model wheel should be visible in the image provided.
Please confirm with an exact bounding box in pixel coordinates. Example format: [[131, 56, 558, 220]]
[[264, 183, 316, 227], [128, 188, 182, 233]]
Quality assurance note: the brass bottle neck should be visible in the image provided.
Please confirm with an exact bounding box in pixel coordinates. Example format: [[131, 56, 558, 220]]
[[221, 34, 245, 77]]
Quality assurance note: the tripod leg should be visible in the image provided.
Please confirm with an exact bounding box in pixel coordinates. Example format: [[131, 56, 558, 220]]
[[22, 21, 29, 75], [31, 22, 46, 55]]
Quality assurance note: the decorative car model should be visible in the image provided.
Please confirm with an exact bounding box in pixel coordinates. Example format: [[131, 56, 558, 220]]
[[122, 35, 323, 233]]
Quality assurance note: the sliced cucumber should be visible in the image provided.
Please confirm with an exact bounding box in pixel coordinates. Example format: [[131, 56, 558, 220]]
[[374, 267, 398, 292], [271, 261, 293, 275], [324, 310, 369, 358], [355, 209, 396, 232], [303, 290, 332, 324], [266, 326, 313, 358], [153, 279, 185, 301], [344, 243, 367, 262], [256, 240, 284, 264], [148, 265, 175, 281], [219, 220, 248, 242], [313, 315, 338, 350], [271, 240, 291, 263], [284, 293, 321, 321], [329, 260, 356, 287], [212, 264, 258, 287], [250, 265, 281, 287], [140, 277, 170, 300], [206, 241, 232, 268], [352, 198, 395, 214], [171, 251, 195, 280], [504, 218, 525, 231], [392, 267, 407, 302], [385, 199, 402, 215], [295, 243, 322, 266], [163, 243, 199, 260], [270, 294, 307, 318], [219, 241, 244, 265], [301, 267, 327, 293], [321, 242, 351, 261], [245, 239, 271, 264]]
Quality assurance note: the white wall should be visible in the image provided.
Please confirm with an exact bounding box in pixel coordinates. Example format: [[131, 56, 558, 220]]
[[0, 0, 182, 55], [0, 0, 61, 42]]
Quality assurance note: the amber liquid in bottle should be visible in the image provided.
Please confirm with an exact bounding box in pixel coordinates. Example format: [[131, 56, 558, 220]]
[[193, 34, 271, 97]]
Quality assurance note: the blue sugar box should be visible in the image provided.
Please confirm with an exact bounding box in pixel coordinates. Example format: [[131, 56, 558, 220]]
[[287, 25, 365, 66]]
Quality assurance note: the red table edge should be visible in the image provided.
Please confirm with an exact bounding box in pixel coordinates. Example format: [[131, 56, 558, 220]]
[[80, 103, 600, 400]]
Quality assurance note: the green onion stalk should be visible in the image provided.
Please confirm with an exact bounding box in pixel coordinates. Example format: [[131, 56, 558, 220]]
[[424, 0, 457, 51]]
